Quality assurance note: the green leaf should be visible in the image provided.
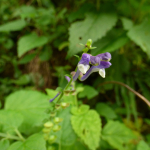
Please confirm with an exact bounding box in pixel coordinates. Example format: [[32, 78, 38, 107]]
[[92, 29, 129, 55], [121, 17, 134, 30], [96, 103, 117, 119], [71, 104, 89, 115], [5, 90, 49, 134], [0, 20, 27, 32], [61, 140, 88, 150], [102, 121, 135, 150], [71, 109, 101, 150], [67, 12, 117, 57], [18, 53, 36, 64], [0, 140, 10, 150], [137, 141, 150, 150], [54, 107, 77, 146], [11, 74, 31, 85], [39, 47, 52, 61], [8, 133, 46, 150], [78, 85, 98, 99], [127, 18, 150, 56], [18, 33, 48, 57], [0, 110, 23, 132]]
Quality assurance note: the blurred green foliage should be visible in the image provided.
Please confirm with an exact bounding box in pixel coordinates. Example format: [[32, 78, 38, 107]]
[[0, 0, 150, 150]]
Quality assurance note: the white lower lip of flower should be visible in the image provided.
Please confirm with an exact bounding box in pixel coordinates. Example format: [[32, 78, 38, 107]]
[[78, 64, 90, 74], [99, 69, 105, 78]]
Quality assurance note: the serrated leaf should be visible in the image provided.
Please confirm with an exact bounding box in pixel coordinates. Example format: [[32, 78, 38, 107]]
[[96, 103, 117, 119], [18, 33, 48, 57], [127, 18, 150, 56], [92, 29, 129, 55], [121, 17, 133, 30], [0, 140, 9, 150], [102, 121, 135, 150], [0, 110, 23, 132], [7, 133, 46, 150], [61, 140, 88, 150], [78, 85, 98, 99], [5, 90, 49, 134], [0, 20, 27, 32], [71, 104, 89, 115], [67, 12, 117, 57], [54, 107, 77, 146], [137, 141, 150, 150], [71, 110, 101, 150]]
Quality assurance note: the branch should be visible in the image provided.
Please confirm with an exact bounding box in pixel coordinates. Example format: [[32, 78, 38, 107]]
[[98, 81, 150, 107]]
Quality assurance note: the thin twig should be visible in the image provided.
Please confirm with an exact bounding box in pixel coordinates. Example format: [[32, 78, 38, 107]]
[[98, 81, 150, 107]]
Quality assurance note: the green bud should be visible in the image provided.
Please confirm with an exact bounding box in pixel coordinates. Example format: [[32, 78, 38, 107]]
[[61, 102, 70, 109], [52, 125, 61, 132], [54, 117, 63, 124], [86, 39, 92, 47], [48, 135, 57, 144], [44, 121, 54, 128], [42, 128, 51, 133]]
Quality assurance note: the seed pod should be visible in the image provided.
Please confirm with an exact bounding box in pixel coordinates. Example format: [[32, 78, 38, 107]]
[[61, 102, 70, 109], [52, 125, 61, 132], [54, 117, 63, 124], [48, 135, 57, 144], [44, 121, 54, 128]]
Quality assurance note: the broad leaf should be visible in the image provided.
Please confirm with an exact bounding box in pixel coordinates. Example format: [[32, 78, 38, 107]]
[[18, 33, 48, 57], [54, 107, 77, 146], [127, 18, 150, 56], [71, 104, 89, 115], [121, 17, 133, 30], [8, 133, 46, 150], [68, 12, 117, 57], [92, 29, 129, 55], [0, 110, 23, 132], [78, 85, 98, 99], [96, 103, 117, 119], [61, 140, 88, 150], [102, 121, 135, 150], [71, 109, 101, 150], [0, 140, 10, 150], [5, 90, 49, 134], [137, 141, 150, 150], [0, 20, 26, 32]]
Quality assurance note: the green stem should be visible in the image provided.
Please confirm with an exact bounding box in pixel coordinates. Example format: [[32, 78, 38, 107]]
[[15, 129, 25, 141], [0, 132, 21, 141], [56, 77, 73, 103]]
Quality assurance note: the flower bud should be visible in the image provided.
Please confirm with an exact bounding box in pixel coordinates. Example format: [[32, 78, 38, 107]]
[[44, 121, 54, 128], [54, 117, 63, 124], [48, 135, 57, 144], [61, 102, 70, 109], [52, 125, 61, 132]]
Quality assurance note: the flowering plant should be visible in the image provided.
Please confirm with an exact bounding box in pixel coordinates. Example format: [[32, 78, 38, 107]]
[[42, 39, 112, 149]]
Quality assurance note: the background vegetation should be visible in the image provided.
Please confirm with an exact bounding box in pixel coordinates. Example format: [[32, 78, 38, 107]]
[[0, 0, 150, 150]]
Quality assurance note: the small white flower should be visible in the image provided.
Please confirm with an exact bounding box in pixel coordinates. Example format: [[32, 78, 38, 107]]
[[99, 68, 105, 78], [78, 64, 90, 74]]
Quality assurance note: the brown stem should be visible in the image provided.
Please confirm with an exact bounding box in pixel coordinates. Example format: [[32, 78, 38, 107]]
[[98, 81, 150, 107]]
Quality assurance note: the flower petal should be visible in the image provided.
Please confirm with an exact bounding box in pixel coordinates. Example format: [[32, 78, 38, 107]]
[[97, 52, 111, 61], [49, 93, 60, 102], [78, 64, 90, 74], [78, 53, 91, 65], [99, 68, 105, 78]]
